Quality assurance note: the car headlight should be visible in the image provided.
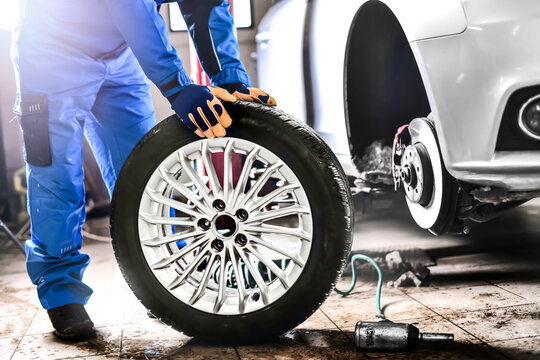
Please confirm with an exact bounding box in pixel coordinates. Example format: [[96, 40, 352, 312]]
[[519, 95, 540, 140]]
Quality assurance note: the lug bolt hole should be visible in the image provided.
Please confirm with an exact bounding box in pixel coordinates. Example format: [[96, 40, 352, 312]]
[[213, 199, 226, 212], [197, 218, 211, 231], [211, 239, 224, 252], [236, 209, 249, 221], [235, 233, 248, 247]]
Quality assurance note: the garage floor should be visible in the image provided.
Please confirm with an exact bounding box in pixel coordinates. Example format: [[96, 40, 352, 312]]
[[1, 198, 539, 360]]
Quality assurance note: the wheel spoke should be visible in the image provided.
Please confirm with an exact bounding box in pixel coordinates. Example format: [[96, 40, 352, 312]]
[[247, 183, 301, 212], [188, 253, 217, 305], [230, 146, 259, 208], [243, 224, 311, 241], [228, 242, 247, 313], [246, 244, 290, 289], [149, 234, 210, 269], [142, 227, 206, 247], [202, 140, 222, 197], [245, 233, 305, 267], [223, 140, 235, 204], [236, 162, 282, 208], [158, 166, 211, 216], [177, 149, 214, 210], [145, 189, 202, 218], [213, 255, 228, 313], [236, 250, 270, 305], [139, 213, 195, 227], [246, 205, 310, 224], [167, 243, 212, 290]]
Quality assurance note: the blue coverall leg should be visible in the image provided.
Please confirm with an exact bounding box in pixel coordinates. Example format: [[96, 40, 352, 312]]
[[17, 69, 103, 310], [85, 49, 156, 195]]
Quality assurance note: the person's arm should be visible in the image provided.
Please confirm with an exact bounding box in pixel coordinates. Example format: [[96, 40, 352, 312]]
[[177, 0, 275, 105], [105, 0, 236, 138], [105, 0, 190, 99], [177, 0, 249, 87]]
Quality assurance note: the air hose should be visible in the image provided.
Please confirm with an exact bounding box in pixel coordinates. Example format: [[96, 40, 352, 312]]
[[335, 254, 455, 351], [334, 254, 385, 320]]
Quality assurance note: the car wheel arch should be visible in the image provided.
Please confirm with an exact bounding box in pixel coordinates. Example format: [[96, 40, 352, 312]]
[[343, 0, 433, 170]]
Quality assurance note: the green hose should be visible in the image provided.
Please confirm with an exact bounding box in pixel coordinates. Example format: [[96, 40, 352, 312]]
[[335, 254, 385, 320], [213, 259, 288, 289]]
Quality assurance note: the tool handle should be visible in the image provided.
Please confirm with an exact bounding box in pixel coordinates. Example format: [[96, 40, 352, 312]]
[[420, 332, 454, 343], [0, 219, 26, 254]]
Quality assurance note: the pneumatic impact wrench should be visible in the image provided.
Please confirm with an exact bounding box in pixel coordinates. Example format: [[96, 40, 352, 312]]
[[355, 321, 454, 351]]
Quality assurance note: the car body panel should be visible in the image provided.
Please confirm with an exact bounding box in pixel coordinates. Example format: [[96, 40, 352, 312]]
[[383, 0, 467, 41], [256, 0, 306, 123], [413, 0, 540, 190]]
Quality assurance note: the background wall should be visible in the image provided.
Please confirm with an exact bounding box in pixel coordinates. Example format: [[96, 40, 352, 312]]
[[0, 29, 23, 220], [0, 0, 274, 220]]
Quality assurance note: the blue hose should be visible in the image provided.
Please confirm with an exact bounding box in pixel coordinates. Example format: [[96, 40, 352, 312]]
[[335, 254, 385, 320]]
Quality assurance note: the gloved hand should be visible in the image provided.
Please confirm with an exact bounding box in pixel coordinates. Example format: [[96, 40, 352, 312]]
[[221, 83, 277, 106], [171, 84, 236, 138]]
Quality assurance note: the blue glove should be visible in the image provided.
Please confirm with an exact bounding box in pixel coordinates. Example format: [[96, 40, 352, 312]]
[[171, 84, 236, 138], [221, 83, 277, 106]]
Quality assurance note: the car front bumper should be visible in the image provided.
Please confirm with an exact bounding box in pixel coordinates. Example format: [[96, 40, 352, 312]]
[[411, 0, 540, 191]]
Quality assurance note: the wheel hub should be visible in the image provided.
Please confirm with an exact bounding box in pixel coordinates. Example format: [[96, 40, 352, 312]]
[[401, 164, 417, 188], [213, 213, 238, 238], [400, 143, 433, 206]]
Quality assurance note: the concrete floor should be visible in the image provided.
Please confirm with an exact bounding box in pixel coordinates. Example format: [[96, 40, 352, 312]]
[[0, 198, 539, 359]]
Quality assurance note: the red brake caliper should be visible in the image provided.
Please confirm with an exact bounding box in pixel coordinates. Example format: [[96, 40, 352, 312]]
[[392, 124, 410, 191]]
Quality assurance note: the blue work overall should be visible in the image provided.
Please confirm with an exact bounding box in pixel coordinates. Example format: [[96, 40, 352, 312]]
[[11, 0, 249, 309]]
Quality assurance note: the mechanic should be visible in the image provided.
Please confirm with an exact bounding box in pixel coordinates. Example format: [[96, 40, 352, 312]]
[[11, 0, 275, 340]]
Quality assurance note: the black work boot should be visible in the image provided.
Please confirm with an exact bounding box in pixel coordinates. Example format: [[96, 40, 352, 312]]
[[47, 303, 95, 340]]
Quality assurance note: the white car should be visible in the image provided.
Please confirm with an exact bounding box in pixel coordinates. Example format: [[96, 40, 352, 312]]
[[257, 0, 540, 234]]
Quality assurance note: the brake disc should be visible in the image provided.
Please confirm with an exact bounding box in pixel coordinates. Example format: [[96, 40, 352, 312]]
[[393, 118, 458, 235]]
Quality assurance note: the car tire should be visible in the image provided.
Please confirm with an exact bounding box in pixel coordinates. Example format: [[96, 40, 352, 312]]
[[110, 101, 353, 343]]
